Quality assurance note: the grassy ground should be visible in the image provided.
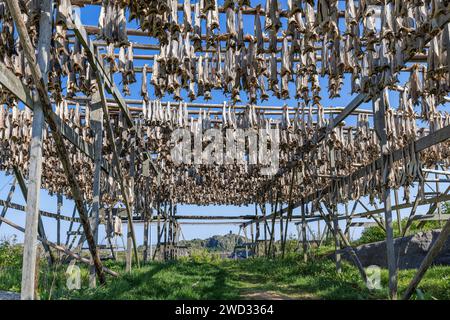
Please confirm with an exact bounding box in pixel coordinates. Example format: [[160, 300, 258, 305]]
[[1, 241, 449, 300]]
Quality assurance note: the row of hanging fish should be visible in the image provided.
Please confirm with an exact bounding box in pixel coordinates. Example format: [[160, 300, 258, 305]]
[[122, 0, 450, 104], [0, 94, 448, 207]]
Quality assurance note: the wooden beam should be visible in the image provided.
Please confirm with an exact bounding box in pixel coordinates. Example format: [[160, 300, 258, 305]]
[[373, 90, 397, 299], [0, 199, 80, 223], [13, 0, 52, 300], [0, 215, 118, 277], [93, 50, 140, 268], [0, 178, 17, 228], [5, 0, 106, 285], [64, 9, 133, 126], [89, 89, 103, 287], [402, 218, 450, 299], [12, 167, 55, 264]]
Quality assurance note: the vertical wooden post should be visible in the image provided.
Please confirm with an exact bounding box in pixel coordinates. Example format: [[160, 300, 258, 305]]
[[301, 202, 308, 263], [164, 202, 168, 260], [329, 146, 341, 273], [89, 90, 103, 287], [261, 204, 268, 256], [373, 90, 398, 299], [34, 246, 41, 300], [126, 140, 136, 272], [393, 189, 403, 235], [317, 220, 321, 243], [344, 203, 350, 240], [279, 211, 284, 255], [255, 204, 260, 256], [434, 166, 442, 227], [332, 209, 342, 273], [19, 0, 52, 300], [143, 210, 150, 263], [56, 194, 62, 246], [149, 214, 153, 261], [156, 206, 161, 260]]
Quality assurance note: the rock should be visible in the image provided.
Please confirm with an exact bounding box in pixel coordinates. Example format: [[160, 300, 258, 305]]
[[0, 291, 20, 300], [340, 230, 450, 269]]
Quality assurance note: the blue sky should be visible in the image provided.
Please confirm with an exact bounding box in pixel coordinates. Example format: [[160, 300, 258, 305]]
[[0, 1, 448, 247]]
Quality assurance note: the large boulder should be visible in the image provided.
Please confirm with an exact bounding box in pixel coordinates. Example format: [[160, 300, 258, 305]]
[[341, 230, 450, 269]]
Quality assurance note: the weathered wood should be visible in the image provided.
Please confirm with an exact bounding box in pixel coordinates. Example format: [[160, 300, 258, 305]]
[[89, 89, 103, 287], [92, 47, 140, 268], [0, 179, 16, 228], [65, 10, 133, 126], [301, 202, 308, 263], [5, 0, 106, 285], [126, 139, 136, 272], [322, 206, 367, 283], [12, 167, 54, 264], [0, 215, 118, 277], [143, 212, 150, 263], [402, 218, 450, 299], [393, 190, 403, 235], [373, 91, 398, 300], [10, 0, 53, 300], [56, 194, 62, 246]]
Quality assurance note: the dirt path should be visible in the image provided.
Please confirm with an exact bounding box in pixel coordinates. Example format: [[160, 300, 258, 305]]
[[241, 290, 318, 300]]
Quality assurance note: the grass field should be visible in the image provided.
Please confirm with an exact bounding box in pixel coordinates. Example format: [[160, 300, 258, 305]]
[[1, 241, 449, 300]]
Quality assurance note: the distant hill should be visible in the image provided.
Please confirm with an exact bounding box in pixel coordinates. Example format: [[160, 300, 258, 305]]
[[179, 233, 250, 252]]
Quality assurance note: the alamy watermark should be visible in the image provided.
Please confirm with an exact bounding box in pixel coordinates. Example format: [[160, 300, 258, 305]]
[[66, 261, 81, 290], [170, 128, 280, 176], [366, 265, 382, 290]]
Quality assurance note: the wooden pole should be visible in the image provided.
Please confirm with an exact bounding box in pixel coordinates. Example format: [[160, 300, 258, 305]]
[[268, 193, 279, 258], [0, 179, 17, 228], [34, 246, 41, 300], [394, 190, 403, 235], [89, 89, 103, 287], [126, 140, 136, 272], [56, 194, 62, 247], [282, 168, 296, 257], [143, 210, 150, 263], [0, 215, 119, 277], [6, 0, 106, 285], [403, 218, 450, 299], [261, 204, 268, 256], [16, 0, 52, 300], [329, 146, 341, 273], [93, 57, 140, 268], [373, 91, 398, 299], [321, 206, 368, 283], [332, 209, 342, 273], [301, 202, 308, 263]]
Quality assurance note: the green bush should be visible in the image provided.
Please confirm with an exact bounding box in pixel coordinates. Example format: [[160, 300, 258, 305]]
[[0, 236, 22, 268], [355, 213, 448, 246], [189, 248, 221, 264]]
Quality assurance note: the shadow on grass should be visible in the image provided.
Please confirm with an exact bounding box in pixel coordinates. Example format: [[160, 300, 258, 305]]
[[66, 260, 241, 300]]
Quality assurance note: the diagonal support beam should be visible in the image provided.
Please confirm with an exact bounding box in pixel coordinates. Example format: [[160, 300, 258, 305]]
[[0, 178, 17, 228], [0, 62, 112, 174], [5, 0, 106, 286], [95, 57, 140, 267], [13, 167, 54, 264]]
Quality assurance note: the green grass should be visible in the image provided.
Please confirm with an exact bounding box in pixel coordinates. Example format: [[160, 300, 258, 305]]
[[1, 241, 449, 300]]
